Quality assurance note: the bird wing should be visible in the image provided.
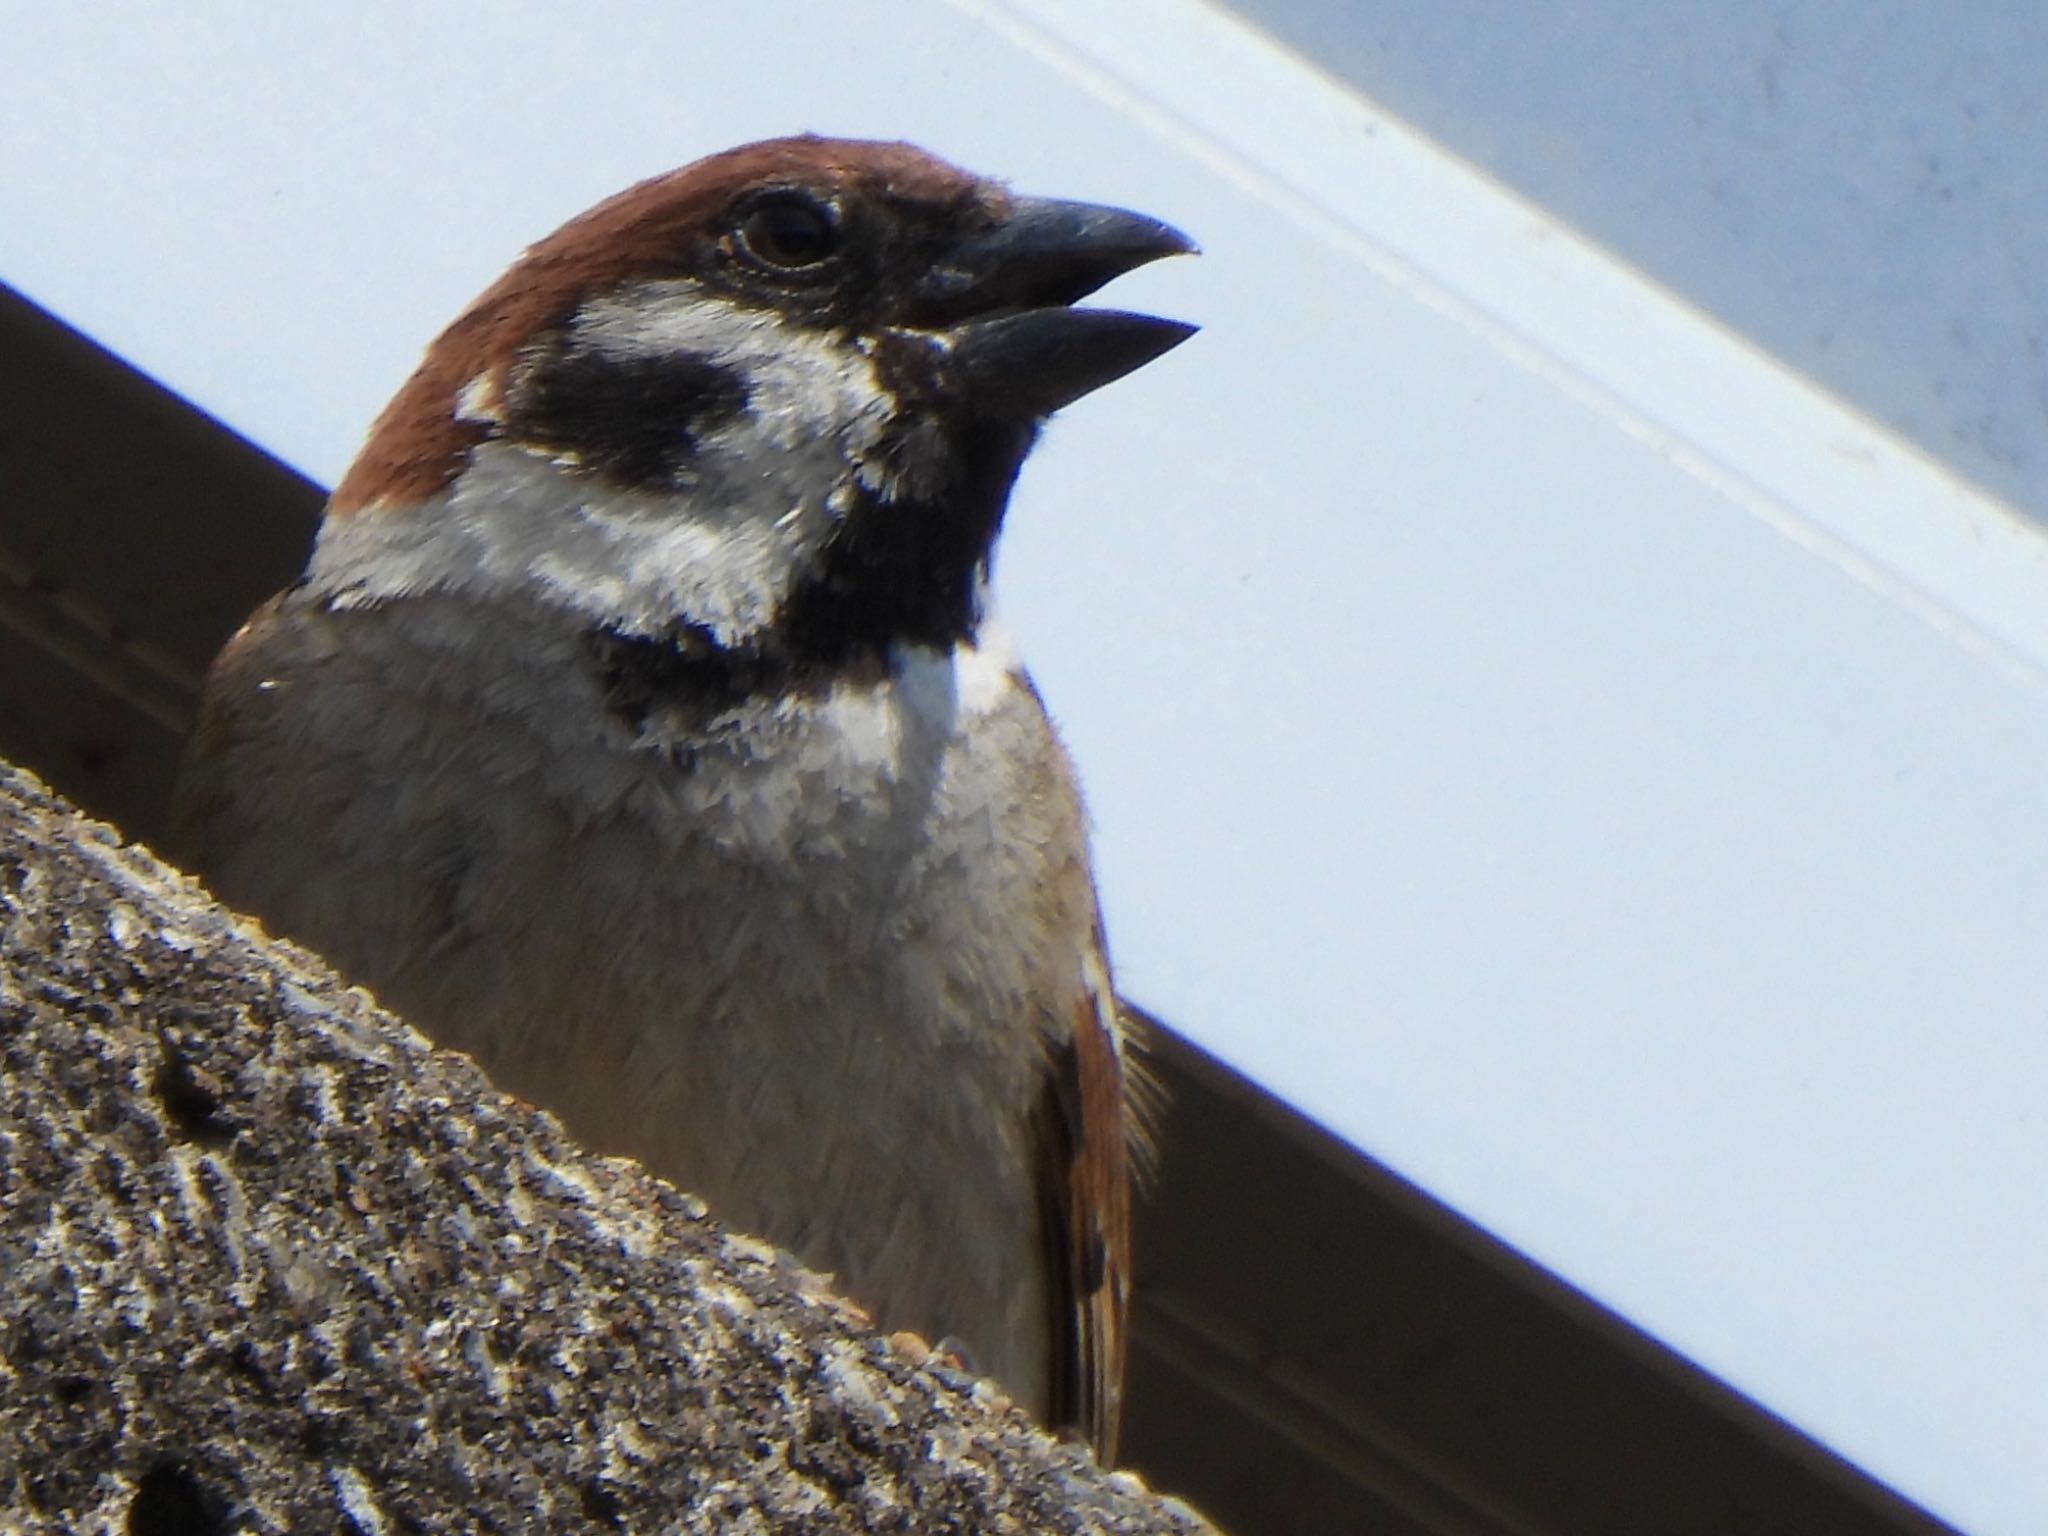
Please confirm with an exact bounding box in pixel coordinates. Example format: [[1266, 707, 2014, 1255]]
[[1035, 939, 1140, 1463]]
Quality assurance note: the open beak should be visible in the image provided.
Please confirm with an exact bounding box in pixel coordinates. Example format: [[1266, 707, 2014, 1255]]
[[919, 195, 1198, 418]]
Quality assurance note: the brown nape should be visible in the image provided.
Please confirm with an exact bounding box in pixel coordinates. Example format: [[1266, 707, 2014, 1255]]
[[326, 135, 1004, 518]]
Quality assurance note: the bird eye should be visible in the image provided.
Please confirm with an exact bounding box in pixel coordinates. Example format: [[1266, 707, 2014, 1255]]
[[733, 193, 840, 270]]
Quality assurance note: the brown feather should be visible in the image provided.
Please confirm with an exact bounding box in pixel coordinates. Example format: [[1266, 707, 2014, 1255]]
[[1036, 947, 1137, 1463]]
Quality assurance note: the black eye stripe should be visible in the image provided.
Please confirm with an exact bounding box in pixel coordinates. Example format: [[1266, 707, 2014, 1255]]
[[507, 341, 751, 488]]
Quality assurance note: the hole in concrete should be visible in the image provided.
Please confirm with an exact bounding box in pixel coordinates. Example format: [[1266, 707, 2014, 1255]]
[[153, 1044, 234, 1145], [580, 1479, 625, 1528], [52, 1373, 93, 1405], [127, 1462, 227, 1536]]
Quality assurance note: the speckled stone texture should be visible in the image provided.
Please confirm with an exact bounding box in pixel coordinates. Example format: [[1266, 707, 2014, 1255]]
[[0, 762, 1213, 1535]]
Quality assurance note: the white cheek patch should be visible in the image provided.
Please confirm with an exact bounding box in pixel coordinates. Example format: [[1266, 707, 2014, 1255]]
[[577, 285, 896, 466], [307, 291, 906, 648]]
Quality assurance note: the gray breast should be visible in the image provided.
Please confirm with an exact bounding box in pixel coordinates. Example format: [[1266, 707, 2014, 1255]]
[[179, 591, 1096, 1418]]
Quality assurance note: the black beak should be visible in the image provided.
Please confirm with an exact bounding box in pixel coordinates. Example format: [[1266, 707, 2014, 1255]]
[[920, 195, 1197, 418]]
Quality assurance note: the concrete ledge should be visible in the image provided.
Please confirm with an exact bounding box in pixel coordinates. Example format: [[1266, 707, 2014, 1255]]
[[0, 760, 1213, 1534]]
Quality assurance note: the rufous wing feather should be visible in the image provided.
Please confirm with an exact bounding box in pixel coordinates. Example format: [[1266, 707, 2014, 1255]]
[[1036, 953, 1136, 1463]]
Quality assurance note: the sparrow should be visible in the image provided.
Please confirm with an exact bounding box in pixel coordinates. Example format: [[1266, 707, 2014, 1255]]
[[172, 136, 1193, 1461]]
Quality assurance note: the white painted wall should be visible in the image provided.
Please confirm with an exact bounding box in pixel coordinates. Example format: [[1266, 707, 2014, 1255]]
[[2, 2, 2042, 1529]]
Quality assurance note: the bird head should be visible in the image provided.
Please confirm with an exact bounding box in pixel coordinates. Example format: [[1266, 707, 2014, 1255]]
[[314, 136, 1195, 672]]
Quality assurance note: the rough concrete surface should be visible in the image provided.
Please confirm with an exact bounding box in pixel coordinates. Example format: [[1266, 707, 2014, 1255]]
[[0, 761, 1213, 1535]]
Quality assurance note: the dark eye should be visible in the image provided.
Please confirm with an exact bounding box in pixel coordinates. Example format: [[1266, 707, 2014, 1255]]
[[734, 193, 840, 270]]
